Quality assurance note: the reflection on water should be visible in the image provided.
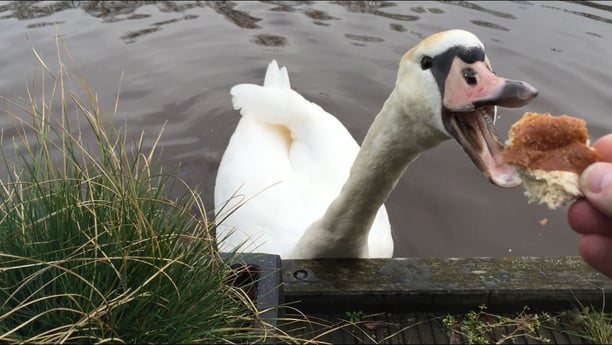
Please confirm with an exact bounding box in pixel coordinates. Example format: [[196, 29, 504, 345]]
[[331, 1, 398, 13], [542, 2, 612, 24], [209, 2, 262, 29], [3, 1, 608, 46], [573, 0, 612, 13], [1, 1, 612, 258], [0, 1, 264, 43], [442, 1, 517, 19], [0, 1, 77, 20], [3, 1, 611, 27], [333, 1, 420, 21]]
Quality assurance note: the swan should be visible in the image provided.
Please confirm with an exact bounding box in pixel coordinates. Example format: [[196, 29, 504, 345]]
[[214, 29, 537, 259]]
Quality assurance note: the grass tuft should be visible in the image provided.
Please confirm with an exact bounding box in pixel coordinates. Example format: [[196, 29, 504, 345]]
[[572, 305, 612, 344], [0, 38, 272, 344], [560, 298, 612, 344]]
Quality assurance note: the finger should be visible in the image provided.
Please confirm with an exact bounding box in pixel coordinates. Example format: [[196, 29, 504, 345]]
[[580, 162, 612, 219], [578, 234, 612, 278], [593, 133, 612, 162], [568, 199, 612, 235]]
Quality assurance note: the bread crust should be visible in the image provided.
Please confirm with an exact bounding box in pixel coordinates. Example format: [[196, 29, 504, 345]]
[[504, 112, 601, 209]]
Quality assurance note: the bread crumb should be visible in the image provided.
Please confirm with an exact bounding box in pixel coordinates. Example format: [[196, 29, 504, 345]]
[[539, 218, 548, 226]]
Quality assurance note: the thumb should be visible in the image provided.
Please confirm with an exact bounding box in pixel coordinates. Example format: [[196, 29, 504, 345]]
[[580, 162, 612, 219]]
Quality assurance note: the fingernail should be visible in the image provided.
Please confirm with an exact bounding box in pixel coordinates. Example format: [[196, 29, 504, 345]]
[[583, 163, 612, 194]]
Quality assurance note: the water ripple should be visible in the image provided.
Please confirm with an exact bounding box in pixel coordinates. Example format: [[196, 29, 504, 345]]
[[121, 27, 160, 45], [410, 6, 445, 14], [470, 19, 510, 31], [344, 33, 385, 43], [26, 20, 64, 29], [0, 1, 77, 20], [542, 3, 612, 25], [0, 1, 261, 30], [389, 23, 406, 32], [571, 1, 612, 13], [373, 10, 419, 22], [332, 1, 419, 21], [303, 8, 338, 21], [332, 1, 397, 13], [441, 1, 516, 19], [208, 2, 261, 29], [251, 33, 289, 47]]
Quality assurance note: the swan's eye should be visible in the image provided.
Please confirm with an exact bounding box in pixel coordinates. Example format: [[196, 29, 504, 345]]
[[420, 56, 432, 70], [463, 68, 478, 85]]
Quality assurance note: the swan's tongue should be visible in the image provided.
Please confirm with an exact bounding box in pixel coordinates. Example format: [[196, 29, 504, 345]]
[[441, 59, 538, 188], [444, 108, 521, 188]]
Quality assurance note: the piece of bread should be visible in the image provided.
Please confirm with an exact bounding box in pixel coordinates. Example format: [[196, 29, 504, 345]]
[[503, 112, 601, 209]]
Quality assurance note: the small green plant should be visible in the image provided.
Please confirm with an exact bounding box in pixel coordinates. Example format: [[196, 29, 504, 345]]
[[442, 304, 552, 344], [345, 310, 364, 323]]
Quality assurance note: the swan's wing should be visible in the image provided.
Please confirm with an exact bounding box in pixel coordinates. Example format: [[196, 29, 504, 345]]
[[215, 61, 391, 257], [230, 83, 359, 172], [215, 62, 359, 255]]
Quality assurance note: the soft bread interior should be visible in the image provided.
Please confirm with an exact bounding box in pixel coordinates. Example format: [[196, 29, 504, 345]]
[[516, 167, 581, 209]]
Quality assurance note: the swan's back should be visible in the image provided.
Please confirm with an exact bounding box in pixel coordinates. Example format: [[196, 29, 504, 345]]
[[214, 61, 393, 258]]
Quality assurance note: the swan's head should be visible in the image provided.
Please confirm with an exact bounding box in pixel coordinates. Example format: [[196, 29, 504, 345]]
[[397, 29, 538, 188]]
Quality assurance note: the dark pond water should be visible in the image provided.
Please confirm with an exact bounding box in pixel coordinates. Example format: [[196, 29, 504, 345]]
[[0, 1, 611, 257]]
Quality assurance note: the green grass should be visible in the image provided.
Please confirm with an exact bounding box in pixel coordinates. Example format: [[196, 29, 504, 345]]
[[561, 301, 612, 344], [573, 305, 612, 344], [442, 304, 553, 344], [0, 40, 276, 344], [443, 302, 612, 345]]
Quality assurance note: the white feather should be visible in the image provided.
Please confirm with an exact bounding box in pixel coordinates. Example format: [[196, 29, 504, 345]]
[[215, 60, 393, 258]]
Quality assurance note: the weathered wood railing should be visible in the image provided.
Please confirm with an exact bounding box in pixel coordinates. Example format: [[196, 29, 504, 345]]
[[230, 255, 611, 343], [281, 256, 612, 313]]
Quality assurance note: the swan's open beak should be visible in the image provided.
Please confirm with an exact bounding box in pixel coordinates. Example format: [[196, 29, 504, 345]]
[[441, 59, 538, 188]]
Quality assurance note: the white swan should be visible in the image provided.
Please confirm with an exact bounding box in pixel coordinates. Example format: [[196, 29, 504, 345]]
[[214, 29, 537, 259]]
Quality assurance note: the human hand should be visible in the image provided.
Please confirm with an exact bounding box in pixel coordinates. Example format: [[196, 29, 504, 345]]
[[568, 133, 612, 278]]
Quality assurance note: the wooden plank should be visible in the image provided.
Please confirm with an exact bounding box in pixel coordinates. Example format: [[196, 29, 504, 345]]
[[281, 257, 612, 313]]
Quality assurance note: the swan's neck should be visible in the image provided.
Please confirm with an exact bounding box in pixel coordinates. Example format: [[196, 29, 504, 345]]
[[291, 88, 448, 258]]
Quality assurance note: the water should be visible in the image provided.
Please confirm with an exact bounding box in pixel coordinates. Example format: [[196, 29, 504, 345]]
[[0, 1, 611, 257]]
